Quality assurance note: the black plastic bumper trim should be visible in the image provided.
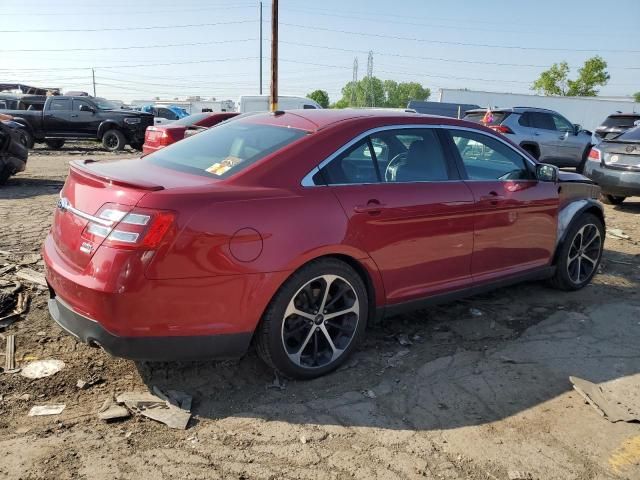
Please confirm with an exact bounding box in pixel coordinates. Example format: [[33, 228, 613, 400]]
[[48, 296, 253, 362]]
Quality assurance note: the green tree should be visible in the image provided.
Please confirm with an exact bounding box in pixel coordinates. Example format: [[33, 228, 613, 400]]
[[306, 89, 330, 108], [632, 92, 640, 102], [532, 56, 610, 97], [532, 61, 570, 95], [334, 77, 429, 108]]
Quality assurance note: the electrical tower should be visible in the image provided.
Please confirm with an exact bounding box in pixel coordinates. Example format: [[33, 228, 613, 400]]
[[367, 50, 374, 107], [351, 57, 358, 106]]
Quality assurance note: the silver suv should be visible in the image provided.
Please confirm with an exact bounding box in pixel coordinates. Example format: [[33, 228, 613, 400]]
[[464, 107, 593, 170]]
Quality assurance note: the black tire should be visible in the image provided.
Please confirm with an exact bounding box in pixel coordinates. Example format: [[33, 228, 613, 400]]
[[19, 129, 34, 149], [129, 141, 143, 151], [549, 213, 604, 291], [256, 258, 368, 380], [45, 139, 65, 149], [576, 146, 591, 173], [600, 194, 626, 205], [0, 166, 11, 185], [102, 129, 126, 151]]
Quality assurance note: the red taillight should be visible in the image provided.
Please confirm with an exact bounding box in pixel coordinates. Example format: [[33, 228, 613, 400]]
[[489, 125, 514, 134], [81, 203, 175, 250], [588, 148, 601, 161]]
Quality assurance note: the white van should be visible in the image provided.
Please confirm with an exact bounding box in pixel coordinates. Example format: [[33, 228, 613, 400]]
[[238, 95, 321, 113]]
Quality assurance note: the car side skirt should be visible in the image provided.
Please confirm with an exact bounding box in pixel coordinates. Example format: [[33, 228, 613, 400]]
[[377, 266, 555, 320]]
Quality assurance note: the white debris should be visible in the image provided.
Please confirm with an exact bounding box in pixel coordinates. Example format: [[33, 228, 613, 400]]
[[469, 308, 484, 317], [28, 404, 66, 416], [20, 360, 65, 379]]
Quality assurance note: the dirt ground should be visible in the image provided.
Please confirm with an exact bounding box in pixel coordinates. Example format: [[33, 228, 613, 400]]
[[1, 143, 639, 480]]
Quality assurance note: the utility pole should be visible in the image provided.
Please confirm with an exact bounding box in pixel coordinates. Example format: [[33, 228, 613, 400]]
[[92, 68, 96, 97], [270, 0, 278, 112], [258, 1, 263, 95], [351, 57, 358, 107], [367, 51, 374, 107]]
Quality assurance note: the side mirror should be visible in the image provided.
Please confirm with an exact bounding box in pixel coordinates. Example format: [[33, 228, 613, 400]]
[[536, 163, 559, 183], [573, 124, 582, 135], [79, 104, 95, 113]]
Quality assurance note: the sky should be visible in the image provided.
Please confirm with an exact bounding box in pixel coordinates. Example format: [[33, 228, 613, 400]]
[[0, 0, 638, 104]]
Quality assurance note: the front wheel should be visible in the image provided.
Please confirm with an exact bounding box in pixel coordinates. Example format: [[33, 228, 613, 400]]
[[600, 194, 626, 205], [45, 139, 65, 149], [549, 213, 604, 291], [102, 129, 126, 151], [256, 259, 368, 379]]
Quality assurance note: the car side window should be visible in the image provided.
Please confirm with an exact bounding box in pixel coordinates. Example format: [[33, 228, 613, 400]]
[[73, 100, 91, 112], [518, 113, 530, 127], [49, 99, 71, 111], [316, 138, 379, 185], [158, 108, 178, 120], [448, 130, 533, 181], [374, 129, 449, 183], [530, 112, 556, 131], [552, 114, 573, 133]]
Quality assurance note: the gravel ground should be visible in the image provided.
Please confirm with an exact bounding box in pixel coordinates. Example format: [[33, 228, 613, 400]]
[[1, 143, 639, 480]]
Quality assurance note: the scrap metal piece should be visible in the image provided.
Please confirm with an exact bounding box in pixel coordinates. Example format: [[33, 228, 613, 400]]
[[28, 404, 66, 416], [4, 334, 15, 371], [570, 376, 639, 423]]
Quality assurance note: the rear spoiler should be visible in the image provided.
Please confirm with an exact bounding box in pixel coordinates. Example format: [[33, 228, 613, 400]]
[[70, 159, 164, 191]]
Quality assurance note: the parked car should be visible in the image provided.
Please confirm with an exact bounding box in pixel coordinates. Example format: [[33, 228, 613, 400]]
[[44, 110, 604, 379], [584, 125, 640, 204], [464, 107, 592, 170], [0, 96, 154, 151], [142, 112, 239, 155], [593, 113, 640, 142], [407, 100, 480, 118], [0, 120, 28, 185], [139, 104, 189, 126], [238, 95, 321, 113], [0, 113, 32, 148]]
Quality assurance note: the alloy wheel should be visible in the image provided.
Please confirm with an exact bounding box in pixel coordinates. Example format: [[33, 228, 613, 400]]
[[280, 275, 360, 369], [567, 224, 602, 284], [105, 134, 117, 149]]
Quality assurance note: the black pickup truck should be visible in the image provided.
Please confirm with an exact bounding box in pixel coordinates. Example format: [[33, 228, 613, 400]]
[[0, 95, 153, 151]]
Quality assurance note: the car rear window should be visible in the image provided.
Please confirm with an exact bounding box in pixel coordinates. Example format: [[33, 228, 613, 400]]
[[145, 121, 307, 179], [601, 115, 640, 128], [614, 126, 640, 141], [463, 111, 510, 126]]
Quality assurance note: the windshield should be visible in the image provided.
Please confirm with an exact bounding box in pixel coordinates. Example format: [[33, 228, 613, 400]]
[[93, 98, 119, 110], [146, 121, 307, 179], [614, 126, 640, 142]]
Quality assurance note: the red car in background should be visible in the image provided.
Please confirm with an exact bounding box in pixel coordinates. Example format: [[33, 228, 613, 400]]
[[44, 110, 605, 379], [142, 112, 238, 155]]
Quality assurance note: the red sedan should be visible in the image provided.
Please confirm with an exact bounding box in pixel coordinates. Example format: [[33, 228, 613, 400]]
[[44, 110, 605, 379], [142, 112, 238, 155]]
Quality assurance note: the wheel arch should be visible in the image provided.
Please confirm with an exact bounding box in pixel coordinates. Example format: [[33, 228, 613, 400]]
[[553, 199, 604, 265], [97, 121, 121, 139]]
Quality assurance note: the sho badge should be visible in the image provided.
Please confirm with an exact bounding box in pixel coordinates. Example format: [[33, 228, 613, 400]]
[[80, 242, 93, 254], [57, 197, 71, 211]]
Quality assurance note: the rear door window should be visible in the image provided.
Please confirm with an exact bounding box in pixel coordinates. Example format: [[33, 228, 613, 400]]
[[146, 121, 306, 179], [530, 112, 556, 130], [49, 98, 71, 111]]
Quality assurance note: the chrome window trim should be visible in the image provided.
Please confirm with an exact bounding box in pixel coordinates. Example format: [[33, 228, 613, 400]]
[[300, 123, 536, 187]]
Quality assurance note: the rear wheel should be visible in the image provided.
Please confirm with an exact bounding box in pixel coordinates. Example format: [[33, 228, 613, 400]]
[[256, 258, 368, 379], [550, 213, 604, 291], [600, 194, 626, 205], [0, 166, 11, 185], [19, 130, 34, 149], [45, 139, 65, 149], [102, 129, 126, 151]]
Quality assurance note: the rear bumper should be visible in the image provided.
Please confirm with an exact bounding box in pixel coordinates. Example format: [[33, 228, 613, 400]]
[[584, 159, 640, 197], [142, 144, 164, 155], [48, 294, 252, 361]]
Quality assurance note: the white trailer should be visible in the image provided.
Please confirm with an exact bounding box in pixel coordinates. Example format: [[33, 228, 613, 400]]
[[436, 89, 639, 132], [237, 95, 321, 113]]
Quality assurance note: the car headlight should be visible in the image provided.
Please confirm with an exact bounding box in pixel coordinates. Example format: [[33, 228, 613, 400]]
[[124, 117, 141, 125]]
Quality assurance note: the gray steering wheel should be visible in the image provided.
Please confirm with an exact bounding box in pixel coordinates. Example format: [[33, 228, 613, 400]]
[[384, 152, 407, 182]]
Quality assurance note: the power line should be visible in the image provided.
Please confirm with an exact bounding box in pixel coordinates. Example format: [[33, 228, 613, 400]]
[[0, 20, 254, 33], [0, 4, 255, 16], [0, 38, 257, 53], [277, 22, 640, 54]]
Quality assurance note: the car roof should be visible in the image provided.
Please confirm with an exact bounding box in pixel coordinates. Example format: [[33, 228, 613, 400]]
[[237, 108, 466, 132], [465, 106, 559, 115], [606, 113, 640, 117]]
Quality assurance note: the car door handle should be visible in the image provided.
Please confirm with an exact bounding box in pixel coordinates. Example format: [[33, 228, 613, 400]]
[[70, 114, 78, 118], [479, 191, 505, 204], [354, 200, 386, 214]]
